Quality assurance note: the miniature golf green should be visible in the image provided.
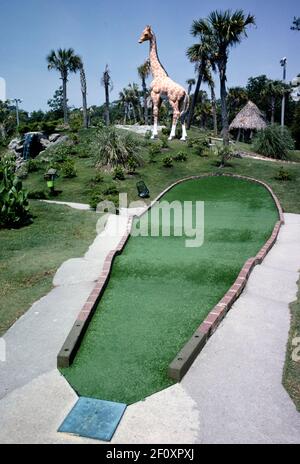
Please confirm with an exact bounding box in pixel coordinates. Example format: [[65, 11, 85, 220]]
[[61, 176, 278, 404]]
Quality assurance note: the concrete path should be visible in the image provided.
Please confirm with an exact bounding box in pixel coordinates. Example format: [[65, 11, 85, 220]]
[[0, 213, 299, 444], [40, 200, 91, 210]]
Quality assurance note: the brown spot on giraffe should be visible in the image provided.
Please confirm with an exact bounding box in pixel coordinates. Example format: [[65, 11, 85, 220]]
[[139, 25, 189, 140]]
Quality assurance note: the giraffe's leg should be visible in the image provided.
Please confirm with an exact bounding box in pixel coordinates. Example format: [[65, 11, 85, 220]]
[[151, 93, 160, 139], [169, 102, 180, 140], [181, 122, 187, 141]]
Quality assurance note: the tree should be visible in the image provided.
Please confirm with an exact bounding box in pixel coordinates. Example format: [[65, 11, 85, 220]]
[[262, 80, 285, 124], [202, 63, 218, 135], [79, 61, 88, 129], [138, 60, 151, 124], [191, 10, 255, 144], [291, 17, 300, 30], [47, 48, 82, 125], [227, 86, 248, 122], [186, 34, 215, 129], [47, 87, 64, 119], [101, 65, 113, 126], [186, 78, 196, 96]]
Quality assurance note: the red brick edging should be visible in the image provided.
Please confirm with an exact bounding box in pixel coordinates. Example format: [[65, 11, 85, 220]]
[[57, 174, 284, 372]]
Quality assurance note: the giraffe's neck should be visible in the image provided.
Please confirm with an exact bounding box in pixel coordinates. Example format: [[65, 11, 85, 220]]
[[149, 35, 168, 79]]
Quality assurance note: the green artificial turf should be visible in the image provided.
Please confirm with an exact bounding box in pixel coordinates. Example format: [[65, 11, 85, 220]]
[[61, 176, 278, 404]]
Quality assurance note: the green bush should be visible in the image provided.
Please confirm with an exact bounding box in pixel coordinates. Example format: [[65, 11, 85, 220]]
[[174, 151, 187, 162], [103, 185, 119, 196], [93, 126, 141, 169], [61, 158, 77, 178], [27, 159, 44, 172], [144, 130, 152, 140], [275, 167, 293, 181], [113, 166, 125, 180], [90, 171, 104, 185], [162, 156, 173, 168], [160, 135, 169, 149], [149, 144, 162, 156], [127, 157, 138, 174], [253, 125, 295, 159], [0, 155, 31, 228], [88, 186, 103, 209], [16, 164, 28, 179], [214, 144, 234, 167], [88, 184, 119, 210], [27, 189, 47, 199]]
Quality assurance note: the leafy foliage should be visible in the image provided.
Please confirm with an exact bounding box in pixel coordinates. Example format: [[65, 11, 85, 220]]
[[113, 166, 125, 180], [0, 155, 31, 228], [162, 156, 173, 168], [62, 158, 77, 178], [93, 126, 141, 170], [253, 125, 295, 159], [275, 167, 293, 181], [173, 152, 188, 162]]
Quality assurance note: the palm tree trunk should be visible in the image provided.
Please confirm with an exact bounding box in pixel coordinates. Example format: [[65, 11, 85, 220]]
[[80, 67, 88, 129], [105, 83, 110, 126], [187, 67, 203, 129], [220, 71, 229, 145], [210, 85, 218, 136], [62, 75, 68, 125], [271, 96, 275, 124], [142, 77, 148, 125]]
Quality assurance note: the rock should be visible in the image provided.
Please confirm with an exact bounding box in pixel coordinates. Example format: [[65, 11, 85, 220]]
[[49, 133, 61, 143], [8, 138, 21, 151], [50, 135, 70, 146], [40, 137, 51, 148]]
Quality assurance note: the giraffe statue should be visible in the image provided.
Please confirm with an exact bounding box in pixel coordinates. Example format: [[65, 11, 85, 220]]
[[139, 25, 189, 141]]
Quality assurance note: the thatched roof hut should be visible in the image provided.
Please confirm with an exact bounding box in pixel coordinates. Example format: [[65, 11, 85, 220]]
[[229, 101, 267, 131]]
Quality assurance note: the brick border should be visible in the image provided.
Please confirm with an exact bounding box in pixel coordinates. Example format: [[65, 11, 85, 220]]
[[57, 174, 284, 373]]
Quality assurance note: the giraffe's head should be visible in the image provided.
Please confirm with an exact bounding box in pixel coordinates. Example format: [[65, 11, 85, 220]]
[[139, 25, 153, 44]]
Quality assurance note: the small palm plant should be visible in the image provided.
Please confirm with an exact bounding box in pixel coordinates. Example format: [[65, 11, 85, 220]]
[[93, 126, 141, 170]]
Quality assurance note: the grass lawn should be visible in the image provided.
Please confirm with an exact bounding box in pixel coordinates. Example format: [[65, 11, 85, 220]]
[[0, 201, 98, 335], [61, 176, 278, 404], [283, 277, 300, 411]]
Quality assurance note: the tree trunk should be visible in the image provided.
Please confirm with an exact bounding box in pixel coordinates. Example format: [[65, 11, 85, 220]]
[[80, 67, 88, 129], [142, 77, 148, 125], [187, 67, 203, 129], [104, 83, 110, 126], [210, 85, 218, 136], [219, 69, 229, 146], [271, 97, 275, 124], [62, 75, 68, 125]]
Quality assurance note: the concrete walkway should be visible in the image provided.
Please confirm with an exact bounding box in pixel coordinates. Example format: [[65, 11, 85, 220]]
[[0, 213, 299, 444], [40, 200, 91, 210]]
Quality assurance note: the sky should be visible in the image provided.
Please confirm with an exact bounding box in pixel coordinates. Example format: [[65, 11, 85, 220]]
[[0, 0, 299, 113]]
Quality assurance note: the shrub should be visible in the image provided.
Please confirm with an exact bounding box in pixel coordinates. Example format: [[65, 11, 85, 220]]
[[16, 164, 28, 179], [127, 157, 138, 174], [61, 158, 77, 178], [160, 135, 169, 149], [214, 144, 234, 167], [0, 155, 31, 228], [275, 167, 293, 181], [162, 156, 173, 168], [149, 143, 162, 156], [28, 189, 47, 199], [253, 125, 295, 159], [90, 171, 104, 185], [144, 130, 152, 140], [174, 151, 187, 162], [113, 166, 125, 180], [27, 159, 44, 172], [93, 126, 141, 170], [103, 185, 119, 196], [88, 186, 103, 209]]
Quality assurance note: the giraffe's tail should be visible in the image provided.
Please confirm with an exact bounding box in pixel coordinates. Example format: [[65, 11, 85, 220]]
[[180, 92, 190, 123]]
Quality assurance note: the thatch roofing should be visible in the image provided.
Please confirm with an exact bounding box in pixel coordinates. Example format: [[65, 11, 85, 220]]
[[229, 100, 267, 131]]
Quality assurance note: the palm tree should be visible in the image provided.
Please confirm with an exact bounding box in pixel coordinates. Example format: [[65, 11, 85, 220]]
[[138, 60, 151, 124], [186, 78, 196, 96], [47, 48, 82, 125], [186, 36, 215, 129], [262, 79, 285, 124], [101, 65, 113, 126], [79, 61, 88, 129], [191, 10, 255, 144], [202, 63, 218, 135]]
